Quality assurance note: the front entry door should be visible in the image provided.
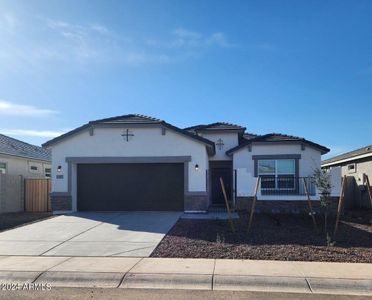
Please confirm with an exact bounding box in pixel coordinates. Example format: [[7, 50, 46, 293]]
[[211, 164, 232, 205]]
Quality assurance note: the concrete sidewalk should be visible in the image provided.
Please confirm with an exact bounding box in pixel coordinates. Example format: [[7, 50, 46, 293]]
[[0, 256, 371, 296]]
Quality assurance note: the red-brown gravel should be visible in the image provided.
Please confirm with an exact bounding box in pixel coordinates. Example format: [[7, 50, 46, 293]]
[[151, 211, 372, 263]]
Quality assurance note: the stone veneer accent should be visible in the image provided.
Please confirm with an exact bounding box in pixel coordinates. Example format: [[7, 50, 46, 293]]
[[184, 194, 209, 212], [235, 197, 339, 215], [50, 194, 72, 211]]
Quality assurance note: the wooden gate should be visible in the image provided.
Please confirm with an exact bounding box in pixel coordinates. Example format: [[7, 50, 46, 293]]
[[25, 179, 51, 212]]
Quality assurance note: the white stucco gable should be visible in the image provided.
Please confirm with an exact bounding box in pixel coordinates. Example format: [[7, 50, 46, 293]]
[[49, 125, 212, 194], [200, 132, 239, 161]]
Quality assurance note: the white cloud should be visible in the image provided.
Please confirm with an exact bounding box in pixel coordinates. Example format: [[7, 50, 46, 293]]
[[147, 28, 237, 50], [207, 32, 237, 48], [0, 100, 57, 116], [0, 14, 237, 70], [90, 24, 111, 36], [0, 13, 19, 31], [0, 129, 66, 138], [46, 19, 112, 38], [123, 52, 174, 65], [172, 28, 202, 40]]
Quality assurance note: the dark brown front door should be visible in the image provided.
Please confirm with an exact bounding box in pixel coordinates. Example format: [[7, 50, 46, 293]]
[[77, 163, 184, 211], [210, 161, 232, 205]]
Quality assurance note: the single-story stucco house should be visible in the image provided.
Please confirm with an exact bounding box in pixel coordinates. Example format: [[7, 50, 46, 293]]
[[0, 134, 51, 213], [43, 114, 332, 213], [322, 145, 372, 209], [0, 134, 51, 178]]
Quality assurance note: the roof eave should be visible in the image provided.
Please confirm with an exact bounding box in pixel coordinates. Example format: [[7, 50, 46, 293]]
[[196, 128, 246, 134], [42, 119, 216, 156], [0, 151, 51, 162], [42, 123, 91, 148], [226, 140, 330, 156], [322, 152, 372, 167]]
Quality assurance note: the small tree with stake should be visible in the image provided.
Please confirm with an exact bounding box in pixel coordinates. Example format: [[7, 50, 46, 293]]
[[313, 168, 334, 246]]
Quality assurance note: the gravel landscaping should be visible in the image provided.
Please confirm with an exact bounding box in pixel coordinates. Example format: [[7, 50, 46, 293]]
[[151, 210, 372, 263], [0, 212, 54, 232]]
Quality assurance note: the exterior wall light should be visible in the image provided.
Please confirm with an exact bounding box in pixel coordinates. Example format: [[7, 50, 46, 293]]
[[57, 165, 62, 172], [195, 164, 199, 171]]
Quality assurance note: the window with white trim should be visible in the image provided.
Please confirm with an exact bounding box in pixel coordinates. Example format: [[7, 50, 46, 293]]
[[29, 165, 39, 174], [347, 163, 356, 174], [258, 159, 296, 190], [0, 162, 6, 174]]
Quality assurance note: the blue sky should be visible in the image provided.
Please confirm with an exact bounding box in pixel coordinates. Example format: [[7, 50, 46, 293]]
[[0, 0, 371, 158]]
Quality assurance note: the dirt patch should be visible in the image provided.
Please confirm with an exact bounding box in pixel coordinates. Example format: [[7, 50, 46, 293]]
[[0, 212, 54, 232], [151, 211, 372, 263]]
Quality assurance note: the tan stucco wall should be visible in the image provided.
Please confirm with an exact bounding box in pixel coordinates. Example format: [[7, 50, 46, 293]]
[[0, 154, 51, 178], [339, 158, 372, 184], [326, 158, 372, 208]]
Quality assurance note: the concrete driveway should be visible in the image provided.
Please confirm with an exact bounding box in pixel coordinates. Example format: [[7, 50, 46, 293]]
[[0, 212, 181, 257]]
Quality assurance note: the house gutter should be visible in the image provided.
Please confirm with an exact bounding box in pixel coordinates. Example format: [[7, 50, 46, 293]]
[[322, 152, 372, 167]]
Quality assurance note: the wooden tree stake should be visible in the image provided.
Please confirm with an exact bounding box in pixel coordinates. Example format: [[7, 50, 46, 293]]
[[248, 177, 260, 233], [303, 177, 317, 231], [334, 175, 347, 237], [220, 177, 235, 232]]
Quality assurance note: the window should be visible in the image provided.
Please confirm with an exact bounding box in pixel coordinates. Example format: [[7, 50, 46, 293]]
[[347, 163, 356, 174], [44, 168, 51, 178], [29, 164, 39, 174], [258, 160, 276, 189], [0, 162, 6, 174], [258, 159, 295, 190]]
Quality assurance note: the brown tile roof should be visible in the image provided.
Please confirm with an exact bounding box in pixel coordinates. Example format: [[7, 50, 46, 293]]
[[184, 122, 246, 132], [226, 133, 330, 155]]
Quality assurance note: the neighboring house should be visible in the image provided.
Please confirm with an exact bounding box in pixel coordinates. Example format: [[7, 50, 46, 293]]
[[43, 114, 330, 213], [0, 134, 51, 178], [0, 134, 51, 213], [322, 145, 372, 209]]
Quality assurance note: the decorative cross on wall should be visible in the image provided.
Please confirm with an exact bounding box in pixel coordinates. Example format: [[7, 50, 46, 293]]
[[216, 138, 224, 150], [121, 129, 134, 142]]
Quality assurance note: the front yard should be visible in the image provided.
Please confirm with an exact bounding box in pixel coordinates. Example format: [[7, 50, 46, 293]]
[[151, 210, 372, 263]]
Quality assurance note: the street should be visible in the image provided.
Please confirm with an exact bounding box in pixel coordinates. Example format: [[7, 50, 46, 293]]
[[1, 288, 371, 300]]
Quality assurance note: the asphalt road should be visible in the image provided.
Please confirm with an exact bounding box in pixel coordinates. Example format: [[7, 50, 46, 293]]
[[1, 288, 371, 300]]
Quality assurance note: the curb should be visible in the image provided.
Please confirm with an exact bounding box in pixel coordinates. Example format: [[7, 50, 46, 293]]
[[1, 270, 372, 296], [0, 271, 41, 284], [121, 273, 212, 290], [213, 275, 311, 293], [35, 271, 124, 288], [308, 277, 372, 296]]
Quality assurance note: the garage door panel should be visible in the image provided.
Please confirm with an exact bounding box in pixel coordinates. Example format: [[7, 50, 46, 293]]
[[77, 163, 184, 211]]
